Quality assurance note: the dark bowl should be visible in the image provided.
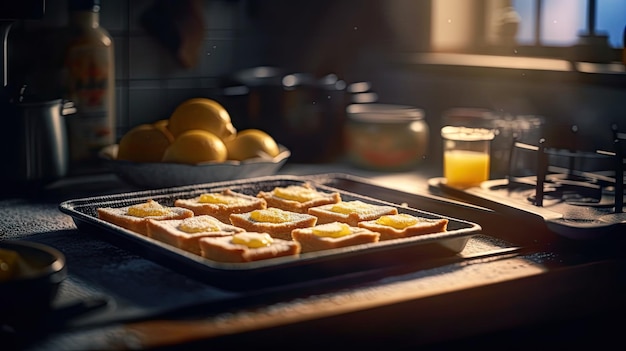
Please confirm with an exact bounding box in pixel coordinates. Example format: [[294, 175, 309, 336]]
[[0, 240, 67, 329]]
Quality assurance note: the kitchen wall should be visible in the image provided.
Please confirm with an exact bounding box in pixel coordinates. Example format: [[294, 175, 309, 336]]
[[10, 0, 625, 164], [11, 0, 251, 135]]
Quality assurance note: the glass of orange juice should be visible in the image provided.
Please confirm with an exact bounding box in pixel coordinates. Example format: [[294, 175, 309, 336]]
[[441, 126, 495, 188]]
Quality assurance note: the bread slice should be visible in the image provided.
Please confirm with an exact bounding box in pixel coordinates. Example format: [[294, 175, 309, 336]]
[[358, 213, 449, 241], [308, 200, 398, 227], [229, 207, 317, 241], [256, 183, 341, 214], [174, 189, 267, 223], [146, 215, 245, 255], [199, 232, 301, 263], [97, 199, 194, 236], [291, 222, 380, 253]]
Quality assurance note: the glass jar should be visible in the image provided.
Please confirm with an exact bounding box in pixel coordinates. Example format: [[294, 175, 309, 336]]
[[345, 104, 429, 171]]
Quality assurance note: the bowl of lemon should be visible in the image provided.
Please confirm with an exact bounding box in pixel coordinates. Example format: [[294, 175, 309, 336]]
[[100, 98, 290, 189]]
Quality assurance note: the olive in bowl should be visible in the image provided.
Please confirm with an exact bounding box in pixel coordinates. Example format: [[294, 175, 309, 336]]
[[0, 240, 67, 329]]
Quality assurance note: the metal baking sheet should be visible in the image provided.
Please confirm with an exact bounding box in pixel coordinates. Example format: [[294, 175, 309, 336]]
[[59, 174, 481, 290]]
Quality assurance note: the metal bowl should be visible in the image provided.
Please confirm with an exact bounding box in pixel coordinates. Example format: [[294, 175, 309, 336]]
[[0, 240, 67, 329], [99, 144, 291, 189]]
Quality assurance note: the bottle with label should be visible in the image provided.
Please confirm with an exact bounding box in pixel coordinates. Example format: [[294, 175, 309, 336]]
[[63, 0, 115, 174]]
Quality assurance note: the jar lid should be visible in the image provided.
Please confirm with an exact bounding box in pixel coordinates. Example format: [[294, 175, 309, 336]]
[[346, 104, 424, 123], [441, 126, 495, 141]]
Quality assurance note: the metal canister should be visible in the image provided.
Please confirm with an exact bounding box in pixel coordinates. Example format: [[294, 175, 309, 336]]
[[17, 99, 75, 184]]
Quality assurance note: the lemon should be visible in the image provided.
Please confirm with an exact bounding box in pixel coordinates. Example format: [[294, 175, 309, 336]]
[[167, 98, 237, 141], [0, 248, 20, 282], [117, 123, 174, 162], [224, 129, 280, 161], [162, 129, 227, 164], [153, 119, 169, 130]]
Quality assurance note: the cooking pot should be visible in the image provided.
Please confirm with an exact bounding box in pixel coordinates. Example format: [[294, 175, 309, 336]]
[[2, 98, 75, 192], [219, 66, 348, 163], [19, 99, 74, 182]]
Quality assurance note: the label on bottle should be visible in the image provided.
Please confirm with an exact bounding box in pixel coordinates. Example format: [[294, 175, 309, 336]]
[[64, 43, 115, 167]]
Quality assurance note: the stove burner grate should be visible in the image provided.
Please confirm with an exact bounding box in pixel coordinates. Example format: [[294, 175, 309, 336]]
[[507, 124, 624, 214]]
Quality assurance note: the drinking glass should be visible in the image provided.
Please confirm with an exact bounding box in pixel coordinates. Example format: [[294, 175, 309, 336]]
[[441, 126, 494, 188]]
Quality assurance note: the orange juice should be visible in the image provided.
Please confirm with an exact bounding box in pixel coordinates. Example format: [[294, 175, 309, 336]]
[[444, 150, 490, 187]]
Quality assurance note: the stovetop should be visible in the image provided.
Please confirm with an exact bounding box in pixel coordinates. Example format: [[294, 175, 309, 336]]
[[429, 125, 626, 241]]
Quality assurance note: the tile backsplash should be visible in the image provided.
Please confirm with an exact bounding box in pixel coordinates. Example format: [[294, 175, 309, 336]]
[[7, 0, 625, 163], [11, 0, 250, 138]]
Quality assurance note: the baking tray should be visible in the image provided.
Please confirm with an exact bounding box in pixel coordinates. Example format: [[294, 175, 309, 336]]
[[59, 174, 481, 290]]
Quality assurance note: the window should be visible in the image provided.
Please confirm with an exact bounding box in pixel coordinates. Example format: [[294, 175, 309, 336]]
[[430, 0, 624, 61], [597, 0, 626, 48], [513, 0, 626, 47]]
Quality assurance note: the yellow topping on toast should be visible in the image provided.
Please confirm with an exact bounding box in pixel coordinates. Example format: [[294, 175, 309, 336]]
[[273, 185, 319, 202], [330, 200, 374, 214], [198, 193, 246, 205], [311, 222, 352, 238], [231, 232, 274, 248], [127, 200, 171, 217], [177, 216, 221, 233], [249, 208, 291, 223], [375, 214, 419, 229]]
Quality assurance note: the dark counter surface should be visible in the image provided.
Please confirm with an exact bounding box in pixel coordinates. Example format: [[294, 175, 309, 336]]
[[2, 163, 625, 350]]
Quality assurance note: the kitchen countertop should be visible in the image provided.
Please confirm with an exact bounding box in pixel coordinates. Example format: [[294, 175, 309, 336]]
[[2, 161, 626, 350]]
